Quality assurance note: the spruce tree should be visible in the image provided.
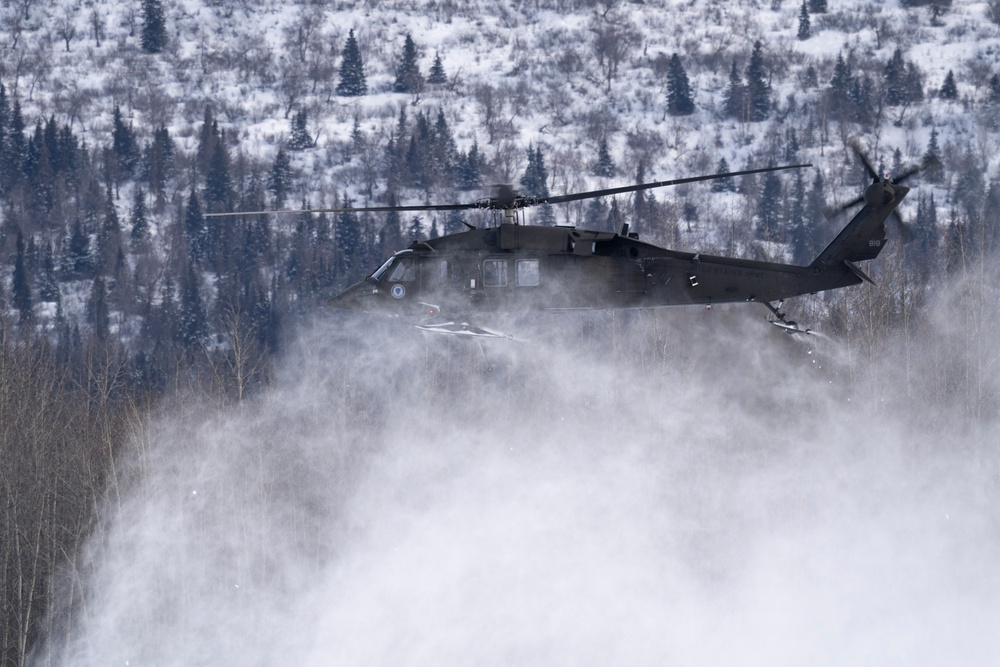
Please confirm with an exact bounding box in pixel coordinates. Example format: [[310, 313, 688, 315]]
[[711, 157, 735, 192], [458, 142, 483, 190], [112, 103, 138, 178], [757, 166, 783, 239], [185, 189, 206, 261], [939, 69, 958, 100], [140, 0, 167, 54], [922, 128, 943, 183], [797, 2, 811, 40], [268, 147, 292, 208], [666, 54, 695, 115], [179, 260, 207, 349], [96, 189, 122, 276], [13, 231, 33, 324], [744, 41, 770, 121], [885, 48, 909, 106], [130, 186, 149, 248], [337, 195, 361, 276], [392, 34, 424, 94], [37, 242, 60, 304], [288, 108, 312, 150], [65, 219, 93, 276], [427, 52, 447, 85], [829, 53, 852, 100], [204, 134, 231, 211], [88, 275, 110, 340], [594, 136, 615, 178], [723, 60, 746, 120], [336, 29, 368, 96]]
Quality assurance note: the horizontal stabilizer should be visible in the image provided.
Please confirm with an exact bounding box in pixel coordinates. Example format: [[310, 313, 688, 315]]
[[843, 260, 875, 284]]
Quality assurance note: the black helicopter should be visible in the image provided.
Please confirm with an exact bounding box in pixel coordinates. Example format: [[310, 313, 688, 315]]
[[210, 159, 911, 338]]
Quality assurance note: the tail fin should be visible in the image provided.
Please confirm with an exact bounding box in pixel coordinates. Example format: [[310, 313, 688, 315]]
[[810, 181, 909, 270]]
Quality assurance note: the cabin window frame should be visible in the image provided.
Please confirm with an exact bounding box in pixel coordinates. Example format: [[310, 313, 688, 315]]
[[515, 259, 540, 287], [482, 258, 508, 287]]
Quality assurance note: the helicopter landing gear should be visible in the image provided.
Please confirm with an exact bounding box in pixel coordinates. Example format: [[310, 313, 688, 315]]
[[763, 300, 812, 335]]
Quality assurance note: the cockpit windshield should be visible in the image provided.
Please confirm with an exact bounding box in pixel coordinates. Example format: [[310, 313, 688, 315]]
[[370, 252, 417, 283], [370, 257, 395, 281]]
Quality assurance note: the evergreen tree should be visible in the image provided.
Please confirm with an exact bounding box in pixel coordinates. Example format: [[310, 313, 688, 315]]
[[594, 136, 615, 177], [288, 108, 313, 150], [666, 53, 695, 115], [520, 145, 555, 224], [144, 125, 174, 208], [788, 170, 810, 264], [268, 147, 292, 208], [723, 60, 746, 120], [431, 109, 458, 184], [65, 219, 93, 277], [336, 29, 368, 96], [922, 127, 943, 183], [205, 133, 231, 211], [849, 74, 875, 125], [140, 0, 167, 54], [13, 231, 33, 324], [757, 165, 783, 239], [185, 188, 206, 261], [37, 242, 60, 304], [392, 34, 424, 94], [520, 145, 548, 197], [427, 51, 447, 85], [88, 275, 110, 341], [939, 69, 958, 100], [711, 157, 736, 192], [798, 2, 811, 40], [130, 186, 149, 248], [885, 48, 922, 106], [808, 0, 827, 11], [744, 41, 771, 121], [2, 97, 26, 192], [96, 188, 121, 275], [337, 195, 362, 277], [458, 142, 483, 190], [112, 103, 139, 178], [179, 260, 207, 349]]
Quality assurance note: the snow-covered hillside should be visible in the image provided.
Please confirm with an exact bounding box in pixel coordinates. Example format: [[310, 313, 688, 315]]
[[1, 0, 998, 343]]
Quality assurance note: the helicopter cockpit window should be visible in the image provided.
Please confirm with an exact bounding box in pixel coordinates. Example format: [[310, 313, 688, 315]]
[[515, 259, 539, 287], [387, 258, 416, 282], [483, 259, 508, 286], [370, 256, 396, 282]]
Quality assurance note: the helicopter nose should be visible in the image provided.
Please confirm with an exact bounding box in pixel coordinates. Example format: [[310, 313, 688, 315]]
[[328, 281, 378, 311]]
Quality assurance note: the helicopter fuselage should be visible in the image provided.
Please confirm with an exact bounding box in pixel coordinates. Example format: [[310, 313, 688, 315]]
[[331, 221, 870, 320]]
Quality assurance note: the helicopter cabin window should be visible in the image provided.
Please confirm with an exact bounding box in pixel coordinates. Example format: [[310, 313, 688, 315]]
[[387, 257, 416, 282], [483, 259, 508, 286], [515, 259, 539, 287]]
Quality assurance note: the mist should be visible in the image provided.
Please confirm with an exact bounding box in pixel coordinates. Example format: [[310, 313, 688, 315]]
[[33, 290, 1000, 666]]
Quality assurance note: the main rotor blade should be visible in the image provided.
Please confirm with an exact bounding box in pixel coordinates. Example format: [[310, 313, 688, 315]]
[[205, 201, 478, 218], [541, 163, 812, 206], [205, 163, 812, 218]]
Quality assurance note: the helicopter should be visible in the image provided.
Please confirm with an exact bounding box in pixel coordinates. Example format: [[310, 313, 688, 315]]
[[209, 159, 911, 338]]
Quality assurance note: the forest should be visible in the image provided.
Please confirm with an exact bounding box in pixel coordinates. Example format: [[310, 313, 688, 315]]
[[3, 0, 1000, 664]]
